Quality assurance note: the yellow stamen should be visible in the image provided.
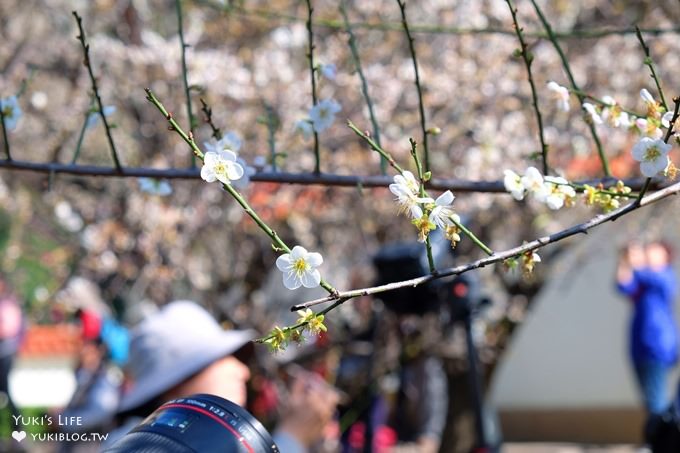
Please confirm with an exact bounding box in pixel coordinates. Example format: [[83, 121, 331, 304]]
[[293, 258, 308, 275]]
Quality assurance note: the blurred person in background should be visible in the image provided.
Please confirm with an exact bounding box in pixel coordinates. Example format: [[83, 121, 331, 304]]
[[0, 277, 24, 437], [106, 300, 339, 452], [56, 338, 123, 452], [617, 240, 679, 415]]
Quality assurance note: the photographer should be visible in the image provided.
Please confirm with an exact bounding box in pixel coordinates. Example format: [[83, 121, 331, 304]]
[[106, 300, 339, 452]]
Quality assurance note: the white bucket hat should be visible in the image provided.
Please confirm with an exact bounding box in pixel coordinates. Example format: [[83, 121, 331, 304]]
[[118, 300, 255, 413]]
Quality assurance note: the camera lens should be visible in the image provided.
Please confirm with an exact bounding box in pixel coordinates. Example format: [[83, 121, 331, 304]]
[[103, 394, 279, 452]]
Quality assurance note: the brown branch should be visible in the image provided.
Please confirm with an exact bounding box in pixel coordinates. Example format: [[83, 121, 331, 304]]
[[0, 158, 669, 192], [291, 179, 680, 311], [72, 11, 123, 173]]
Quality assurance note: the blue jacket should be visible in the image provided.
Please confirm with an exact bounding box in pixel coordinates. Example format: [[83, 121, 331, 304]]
[[618, 266, 679, 365]]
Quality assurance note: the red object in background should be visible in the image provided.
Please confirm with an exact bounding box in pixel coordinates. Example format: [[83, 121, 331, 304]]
[[79, 309, 102, 340], [249, 377, 279, 419], [347, 422, 397, 452]]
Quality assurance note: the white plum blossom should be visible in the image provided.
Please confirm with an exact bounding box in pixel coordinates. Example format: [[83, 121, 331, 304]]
[[640, 88, 656, 106], [276, 246, 323, 290], [319, 63, 337, 81], [309, 99, 341, 133], [582, 103, 603, 125], [536, 176, 575, 210], [600, 97, 631, 129], [204, 132, 243, 154], [635, 118, 663, 139], [389, 172, 433, 219], [393, 171, 420, 194], [138, 178, 172, 196], [0, 96, 22, 130], [631, 137, 672, 177], [504, 169, 525, 200], [662, 111, 675, 129], [86, 105, 116, 129], [294, 119, 314, 140], [200, 150, 244, 184], [429, 191, 459, 230], [547, 81, 570, 112], [521, 166, 544, 194]]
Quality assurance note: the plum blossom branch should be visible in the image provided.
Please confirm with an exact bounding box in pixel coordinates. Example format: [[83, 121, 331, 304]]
[[637, 96, 680, 202], [176, 0, 197, 167], [349, 119, 493, 256], [397, 0, 430, 172], [340, 0, 385, 174], [305, 0, 321, 174], [528, 0, 610, 177], [200, 98, 222, 140], [72, 11, 123, 173], [505, 0, 548, 174], [291, 177, 680, 312], [410, 138, 436, 273], [635, 26, 668, 112], [145, 89, 338, 296]]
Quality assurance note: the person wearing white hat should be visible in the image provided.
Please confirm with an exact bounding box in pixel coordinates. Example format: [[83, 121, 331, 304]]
[[107, 300, 338, 452]]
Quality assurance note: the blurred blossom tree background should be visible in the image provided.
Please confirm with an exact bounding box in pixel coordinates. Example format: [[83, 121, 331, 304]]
[[2, 0, 680, 413]]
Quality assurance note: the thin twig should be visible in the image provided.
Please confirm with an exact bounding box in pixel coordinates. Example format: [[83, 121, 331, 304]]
[[71, 114, 90, 164], [203, 2, 680, 40], [262, 103, 279, 172], [349, 120, 493, 256], [291, 178, 680, 311], [145, 88, 339, 296], [340, 0, 385, 174], [637, 96, 680, 202], [505, 0, 548, 174], [397, 0, 430, 172], [568, 88, 642, 117], [0, 107, 10, 161], [528, 0, 610, 177], [72, 11, 123, 173], [176, 0, 197, 167], [635, 26, 668, 112], [200, 98, 223, 140], [305, 0, 321, 174], [410, 138, 436, 273]]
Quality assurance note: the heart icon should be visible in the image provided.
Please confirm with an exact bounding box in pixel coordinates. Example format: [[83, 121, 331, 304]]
[[12, 431, 26, 442]]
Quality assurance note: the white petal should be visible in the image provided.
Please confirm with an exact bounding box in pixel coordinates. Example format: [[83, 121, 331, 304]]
[[276, 254, 292, 271], [226, 162, 245, 180], [546, 195, 564, 210], [410, 205, 423, 219], [203, 152, 218, 166], [640, 89, 655, 104], [640, 160, 663, 177], [511, 189, 525, 201], [200, 166, 216, 182], [662, 112, 675, 128], [306, 252, 323, 267], [631, 138, 652, 161], [283, 272, 301, 290], [290, 246, 307, 260], [301, 269, 321, 288], [436, 190, 454, 206], [219, 149, 238, 162]]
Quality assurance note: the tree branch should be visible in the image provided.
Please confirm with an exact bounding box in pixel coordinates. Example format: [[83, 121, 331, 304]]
[[291, 178, 680, 311]]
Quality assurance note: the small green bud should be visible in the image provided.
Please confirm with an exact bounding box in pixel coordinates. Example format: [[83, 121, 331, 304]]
[[423, 171, 432, 182], [426, 126, 441, 135]]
